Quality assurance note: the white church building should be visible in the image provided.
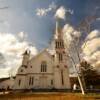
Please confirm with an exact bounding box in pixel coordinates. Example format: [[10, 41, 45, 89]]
[[13, 21, 71, 90]]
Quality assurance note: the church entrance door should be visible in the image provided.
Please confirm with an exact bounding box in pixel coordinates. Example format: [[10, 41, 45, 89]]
[[39, 76, 47, 89]]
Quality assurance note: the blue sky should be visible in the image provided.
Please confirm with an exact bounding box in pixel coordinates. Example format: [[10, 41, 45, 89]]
[[0, 0, 100, 78], [0, 0, 99, 49]]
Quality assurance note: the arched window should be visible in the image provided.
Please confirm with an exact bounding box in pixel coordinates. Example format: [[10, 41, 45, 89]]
[[41, 61, 47, 72]]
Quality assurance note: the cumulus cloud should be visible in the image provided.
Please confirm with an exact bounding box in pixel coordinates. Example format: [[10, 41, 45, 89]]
[[0, 32, 37, 78], [63, 24, 80, 44], [36, 2, 56, 17], [0, 67, 11, 78], [55, 6, 73, 19], [0, 33, 37, 55], [36, 2, 73, 20], [63, 25, 100, 71], [63, 24, 100, 73], [55, 6, 66, 19], [86, 30, 100, 40], [82, 30, 100, 69]]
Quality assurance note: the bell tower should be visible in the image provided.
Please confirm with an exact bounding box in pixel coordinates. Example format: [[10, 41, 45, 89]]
[[22, 50, 30, 68], [54, 19, 71, 89]]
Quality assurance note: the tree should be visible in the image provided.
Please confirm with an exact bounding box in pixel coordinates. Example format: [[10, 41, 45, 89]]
[[64, 36, 86, 95], [79, 60, 100, 89], [66, 54, 86, 95], [63, 12, 100, 94]]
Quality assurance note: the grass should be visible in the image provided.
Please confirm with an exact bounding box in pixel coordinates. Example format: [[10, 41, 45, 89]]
[[0, 92, 100, 100]]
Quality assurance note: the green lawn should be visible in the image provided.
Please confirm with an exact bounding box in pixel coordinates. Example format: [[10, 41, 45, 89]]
[[0, 92, 100, 100]]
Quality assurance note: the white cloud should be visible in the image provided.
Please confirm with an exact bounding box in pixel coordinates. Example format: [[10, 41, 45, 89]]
[[55, 6, 73, 20], [63, 27, 100, 71], [86, 30, 100, 40], [36, 2, 73, 19], [63, 24, 80, 44], [0, 32, 37, 78], [63, 23, 100, 72], [36, 2, 56, 17], [0, 33, 37, 55], [55, 6, 66, 19], [36, 8, 47, 17], [82, 30, 100, 69], [0, 67, 11, 78]]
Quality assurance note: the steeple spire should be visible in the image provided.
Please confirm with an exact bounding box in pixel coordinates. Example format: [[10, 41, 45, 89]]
[[56, 18, 59, 36], [55, 18, 62, 39]]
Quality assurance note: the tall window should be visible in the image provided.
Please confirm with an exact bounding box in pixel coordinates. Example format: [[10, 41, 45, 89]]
[[31, 77, 34, 85], [58, 53, 63, 62], [29, 76, 34, 85], [56, 41, 60, 48], [29, 77, 31, 85], [18, 79, 21, 86], [51, 80, 53, 85], [61, 70, 64, 85], [41, 61, 47, 72], [55, 39, 64, 49]]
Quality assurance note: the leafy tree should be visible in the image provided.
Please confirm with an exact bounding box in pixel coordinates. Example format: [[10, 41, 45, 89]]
[[80, 60, 100, 88]]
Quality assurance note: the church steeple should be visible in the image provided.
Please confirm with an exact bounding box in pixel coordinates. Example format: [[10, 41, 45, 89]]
[[22, 49, 30, 68], [54, 19, 71, 89]]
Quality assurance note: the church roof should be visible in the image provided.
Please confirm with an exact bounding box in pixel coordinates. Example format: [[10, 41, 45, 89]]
[[30, 48, 53, 62]]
